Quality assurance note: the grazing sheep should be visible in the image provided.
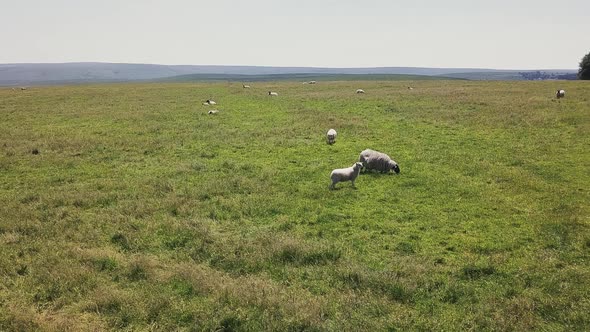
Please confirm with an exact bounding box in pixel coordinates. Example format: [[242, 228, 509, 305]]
[[20, 87, 27, 91], [556, 89, 565, 99], [407, 86, 413, 90], [268, 91, 278, 96], [302, 81, 308, 84], [326, 129, 337, 145], [330, 162, 363, 190], [243, 84, 251, 88], [309, 81, 316, 84], [356, 89, 365, 94], [359, 149, 400, 174], [203, 99, 217, 105], [208, 110, 219, 115]]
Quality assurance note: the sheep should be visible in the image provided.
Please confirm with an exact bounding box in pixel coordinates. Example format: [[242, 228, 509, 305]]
[[556, 89, 565, 99], [407, 86, 413, 90], [359, 149, 400, 174], [203, 99, 217, 105], [208, 110, 219, 115], [268, 91, 278, 96], [330, 162, 363, 190], [308, 81, 316, 84], [356, 89, 365, 94], [326, 129, 337, 145], [243, 84, 251, 88], [20, 87, 27, 91]]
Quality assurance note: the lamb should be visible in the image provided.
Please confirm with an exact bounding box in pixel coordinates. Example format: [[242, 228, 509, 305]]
[[243, 84, 251, 88], [556, 89, 565, 99], [330, 162, 363, 190], [203, 99, 217, 105], [268, 91, 278, 96], [359, 149, 400, 174], [208, 110, 219, 115], [326, 129, 337, 144], [356, 89, 365, 94]]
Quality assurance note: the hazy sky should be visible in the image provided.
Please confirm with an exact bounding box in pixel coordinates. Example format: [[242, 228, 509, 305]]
[[1, 0, 588, 69]]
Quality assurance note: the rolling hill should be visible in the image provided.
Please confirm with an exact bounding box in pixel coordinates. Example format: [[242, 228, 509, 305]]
[[0, 62, 578, 86]]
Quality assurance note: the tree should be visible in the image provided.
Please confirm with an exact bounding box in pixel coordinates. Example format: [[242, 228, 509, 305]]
[[579, 51, 590, 80]]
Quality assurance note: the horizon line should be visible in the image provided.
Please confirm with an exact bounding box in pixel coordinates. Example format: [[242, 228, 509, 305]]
[[0, 61, 577, 71]]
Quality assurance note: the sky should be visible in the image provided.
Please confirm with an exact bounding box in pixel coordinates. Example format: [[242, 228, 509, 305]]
[[1, 0, 588, 69]]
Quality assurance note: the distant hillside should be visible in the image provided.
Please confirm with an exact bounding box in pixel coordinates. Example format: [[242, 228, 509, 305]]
[[0, 63, 193, 85], [438, 70, 578, 81], [0, 62, 578, 86], [160, 73, 463, 82]]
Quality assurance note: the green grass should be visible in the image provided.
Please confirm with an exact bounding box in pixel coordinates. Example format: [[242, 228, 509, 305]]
[[0, 80, 589, 331]]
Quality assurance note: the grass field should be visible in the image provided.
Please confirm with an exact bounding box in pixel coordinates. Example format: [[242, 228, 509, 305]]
[[1, 80, 589, 331]]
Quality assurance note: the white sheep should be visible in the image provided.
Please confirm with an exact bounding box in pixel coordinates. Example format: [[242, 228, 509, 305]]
[[330, 162, 363, 190], [359, 149, 400, 174], [326, 129, 337, 145], [556, 89, 565, 99], [308, 81, 316, 84], [356, 89, 365, 94], [20, 87, 27, 91], [243, 84, 251, 88], [208, 110, 219, 115], [268, 91, 278, 96], [203, 99, 217, 105]]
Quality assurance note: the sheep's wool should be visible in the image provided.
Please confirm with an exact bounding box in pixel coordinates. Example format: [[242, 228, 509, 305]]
[[359, 149, 399, 173]]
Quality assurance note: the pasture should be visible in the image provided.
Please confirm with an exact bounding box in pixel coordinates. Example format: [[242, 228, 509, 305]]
[[0, 80, 589, 331]]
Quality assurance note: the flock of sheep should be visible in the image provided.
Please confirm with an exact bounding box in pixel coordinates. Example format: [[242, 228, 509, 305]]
[[202, 83, 568, 190], [203, 84, 402, 190], [11, 82, 569, 191]]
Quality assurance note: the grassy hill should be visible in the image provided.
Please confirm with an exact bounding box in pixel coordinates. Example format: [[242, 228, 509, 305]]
[[1, 81, 589, 330], [439, 71, 579, 81], [439, 71, 527, 80]]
